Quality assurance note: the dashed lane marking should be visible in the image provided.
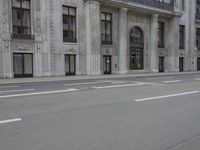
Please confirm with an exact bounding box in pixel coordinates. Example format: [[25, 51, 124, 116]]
[[92, 83, 146, 89], [135, 91, 200, 102], [0, 89, 79, 99], [0, 89, 34, 94], [146, 77, 174, 80], [64, 81, 111, 86], [0, 118, 22, 124], [163, 80, 182, 84], [0, 86, 20, 89]]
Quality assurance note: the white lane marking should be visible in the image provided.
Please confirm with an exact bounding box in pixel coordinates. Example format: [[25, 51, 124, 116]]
[[0, 89, 34, 94], [0, 118, 22, 124], [0, 89, 78, 99], [194, 78, 200, 81], [92, 83, 145, 89], [135, 91, 200, 102], [163, 80, 182, 83], [146, 77, 174, 80], [64, 81, 111, 86], [0, 86, 20, 89]]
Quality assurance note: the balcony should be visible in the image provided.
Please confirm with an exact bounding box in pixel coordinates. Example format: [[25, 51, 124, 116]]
[[124, 0, 174, 11]]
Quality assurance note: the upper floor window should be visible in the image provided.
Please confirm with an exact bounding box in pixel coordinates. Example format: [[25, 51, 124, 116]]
[[101, 13, 112, 44], [12, 0, 32, 39], [158, 22, 165, 48], [63, 6, 77, 43], [179, 25, 185, 49], [196, 28, 200, 50]]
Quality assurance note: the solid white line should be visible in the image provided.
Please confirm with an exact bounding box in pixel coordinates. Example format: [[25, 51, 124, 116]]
[[0, 86, 20, 89], [163, 80, 182, 83], [135, 91, 200, 102], [64, 81, 111, 86], [0, 89, 34, 94], [92, 83, 145, 89], [146, 77, 174, 80], [0, 118, 22, 124], [194, 78, 200, 81], [0, 89, 78, 99]]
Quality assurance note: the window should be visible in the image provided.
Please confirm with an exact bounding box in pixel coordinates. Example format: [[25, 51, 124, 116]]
[[12, 0, 31, 39], [196, 28, 200, 50], [179, 25, 185, 49], [158, 22, 165, 48], [101, 13, 112, 44], [63, 6, 77, 43]]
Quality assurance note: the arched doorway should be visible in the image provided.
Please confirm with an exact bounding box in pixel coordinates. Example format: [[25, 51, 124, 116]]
[[130, 27, 144, 70]]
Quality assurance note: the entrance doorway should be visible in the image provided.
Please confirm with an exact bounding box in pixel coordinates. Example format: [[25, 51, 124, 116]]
[[103, 55, 112, 74], [65, 54, 76, 75], [159, 57, 165, 72], [13, 53, 33, 78], [179, 57, 184, 72], [130, 27, 144, 70], [197, 58, 200, 71]]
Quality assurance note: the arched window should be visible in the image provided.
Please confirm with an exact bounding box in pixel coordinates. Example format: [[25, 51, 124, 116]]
[[130, 27, 144, 70]]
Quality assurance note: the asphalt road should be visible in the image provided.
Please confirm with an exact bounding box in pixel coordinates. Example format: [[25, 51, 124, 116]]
[[0, 73, 200, 150]]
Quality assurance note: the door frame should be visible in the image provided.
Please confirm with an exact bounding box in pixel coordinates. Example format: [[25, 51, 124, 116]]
[[13, 53, 33, 78], [103, 55, 112, 75], [65, 54, 76, 76], [179, 57, 184, 72], [159, 56, 165, 72], [197, 57, 200, 71]]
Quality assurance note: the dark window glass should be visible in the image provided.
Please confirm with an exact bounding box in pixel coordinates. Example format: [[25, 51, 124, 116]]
[[101, 13, 112, 44], [196, 28, 200, 50], [63, 6, 77, 43], [12, 0, 31, 39], [158, 22, 165, 48], [179, 25, 185, 49]]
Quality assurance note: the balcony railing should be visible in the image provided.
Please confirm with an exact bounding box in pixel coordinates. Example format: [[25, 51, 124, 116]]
[[124, 0, 174, 11], [196, 13, 200, 20]]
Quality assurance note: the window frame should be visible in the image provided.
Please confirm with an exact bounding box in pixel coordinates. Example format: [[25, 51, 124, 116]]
[[11, 0, 32, 39], [62, 6, 77, 43], [179, 25, 185, 49], [158, 22, 165, 48], [101, 12, 113, 45], [196, 28, 200, 51]]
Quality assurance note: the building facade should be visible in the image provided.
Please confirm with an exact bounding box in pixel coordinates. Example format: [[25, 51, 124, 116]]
[[0, 0, 199, 78]]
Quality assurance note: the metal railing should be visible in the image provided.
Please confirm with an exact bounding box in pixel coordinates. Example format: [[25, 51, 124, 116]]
[[124, 0, 174, 11]]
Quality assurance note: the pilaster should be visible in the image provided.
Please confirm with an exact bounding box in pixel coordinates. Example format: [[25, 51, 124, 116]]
[[85, 0, 101, 75], [119, 8, 128, 74], [167, 17, 180, 72], [149, 14, 159, 72]]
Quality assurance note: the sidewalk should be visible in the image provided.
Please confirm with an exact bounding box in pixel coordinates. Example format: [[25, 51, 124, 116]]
[[0, 71, 199, 85]]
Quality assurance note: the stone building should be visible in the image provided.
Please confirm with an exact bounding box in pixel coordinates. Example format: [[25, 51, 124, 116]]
[[0, 0, 199, 78]]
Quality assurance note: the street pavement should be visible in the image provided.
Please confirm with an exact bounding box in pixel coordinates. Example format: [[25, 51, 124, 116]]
[[0, 72, 200, 150]]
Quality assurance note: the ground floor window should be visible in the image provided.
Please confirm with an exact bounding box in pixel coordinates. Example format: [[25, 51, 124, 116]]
[[103, 55, 112, 74], [65, 54, 76, 75], [179, 57, 184, 72], [159, 57, 165, 72], [13, 53, 33, 78], [197, 57, 200, 71]]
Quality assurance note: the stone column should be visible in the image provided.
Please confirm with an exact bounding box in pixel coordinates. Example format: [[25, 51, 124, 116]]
[[167, 17, 179, 72], [149, 14, 159, 72], [119, 8, 128, 74], [85, 0, 101, 75]]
